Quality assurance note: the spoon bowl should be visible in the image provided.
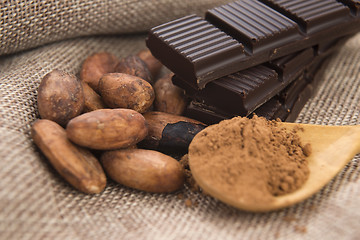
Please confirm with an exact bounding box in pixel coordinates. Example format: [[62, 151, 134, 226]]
[[189, 123, 360, 212]]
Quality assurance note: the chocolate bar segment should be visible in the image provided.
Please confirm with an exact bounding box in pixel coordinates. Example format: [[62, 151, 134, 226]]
[[146, 15, 245, 89], [206, 0, 302, 53], [258, 0, 350, 33]]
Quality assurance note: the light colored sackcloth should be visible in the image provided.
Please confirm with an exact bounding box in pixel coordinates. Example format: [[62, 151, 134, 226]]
[[1, 0, 360, 239], [0, 0, 231, 56]]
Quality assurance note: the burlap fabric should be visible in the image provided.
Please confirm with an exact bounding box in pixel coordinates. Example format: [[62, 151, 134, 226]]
[[0, 0, 232, 56], [1, 1, 360, 239]]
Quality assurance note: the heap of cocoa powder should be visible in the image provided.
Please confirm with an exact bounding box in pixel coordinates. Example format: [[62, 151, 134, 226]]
[[188, 115, 311, 204]]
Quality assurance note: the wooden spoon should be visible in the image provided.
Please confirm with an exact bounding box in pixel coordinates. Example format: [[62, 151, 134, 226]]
[[189, 123, 360, 212]]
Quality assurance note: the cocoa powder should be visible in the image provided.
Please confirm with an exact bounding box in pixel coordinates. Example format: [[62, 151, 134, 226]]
[[188, 115, 310, 204]]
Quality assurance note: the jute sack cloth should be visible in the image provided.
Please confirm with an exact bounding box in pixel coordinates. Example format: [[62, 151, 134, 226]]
[[0, 1, 360, 239]]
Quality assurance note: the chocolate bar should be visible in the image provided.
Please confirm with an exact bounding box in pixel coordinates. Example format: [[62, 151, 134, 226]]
[[183, 35, 346, 125], [173, 47, 315, 116], [147, 0, 360, 89], [177, 32, 349, 120], [281, 77, 309, 110], [185, 74, 313, 124], [184, 45, 336, 125]]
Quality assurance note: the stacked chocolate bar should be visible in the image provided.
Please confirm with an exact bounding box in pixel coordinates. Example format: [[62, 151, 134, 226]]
[[147, 0, 360, 124]]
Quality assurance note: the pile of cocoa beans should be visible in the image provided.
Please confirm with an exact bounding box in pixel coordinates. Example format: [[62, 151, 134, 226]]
[[32, 50, 206, 194]]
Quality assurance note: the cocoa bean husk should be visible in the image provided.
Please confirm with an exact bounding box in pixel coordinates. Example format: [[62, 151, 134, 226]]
[[139, 111, 206, 152]]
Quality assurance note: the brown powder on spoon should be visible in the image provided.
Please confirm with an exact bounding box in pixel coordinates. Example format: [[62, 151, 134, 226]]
[[188, 115, 310, 204]]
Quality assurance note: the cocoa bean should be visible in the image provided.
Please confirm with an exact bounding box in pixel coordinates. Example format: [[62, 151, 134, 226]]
[[101, 149, 184, 193], [37, 69, 84, 126], [80, 52, 119, 92], [81, 82, 107, 112], [137, 49, 163, 79], [98, 73, 155, 113], [154, 73, 187, 115], [31, 119, 106, 194], [115, 55, 153, 85], [66, 108, 148, 150]]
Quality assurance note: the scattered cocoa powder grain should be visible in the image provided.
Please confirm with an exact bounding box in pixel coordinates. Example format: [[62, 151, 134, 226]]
[[283, 215, 297, 222], [177, 193, 184, 199], [188, 115, 310, 205], [184, 198, 193, 207], [294, 225, 307, 233]]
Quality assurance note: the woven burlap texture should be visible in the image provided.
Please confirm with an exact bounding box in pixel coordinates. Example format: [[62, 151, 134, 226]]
[[0, 0, 231, 55], [1, 1, 360, 239], [0, 33, 359, 240]]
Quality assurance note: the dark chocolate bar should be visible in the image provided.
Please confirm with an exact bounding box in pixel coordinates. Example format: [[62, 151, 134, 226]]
[[257, 34, 349, 121], [185, 74, 314, 124], [173, 47, 315, 116], [147, 0, 360, 89], [182, 31, 352, 124]]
